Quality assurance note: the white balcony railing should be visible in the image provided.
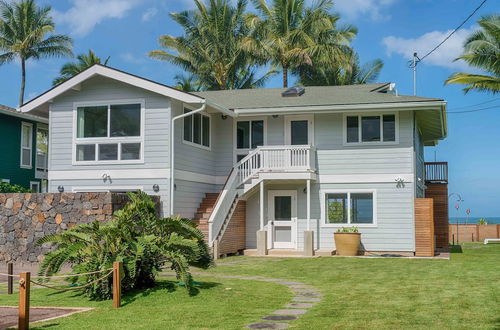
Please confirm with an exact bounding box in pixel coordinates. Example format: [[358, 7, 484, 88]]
[[237, 145, 316, 185]]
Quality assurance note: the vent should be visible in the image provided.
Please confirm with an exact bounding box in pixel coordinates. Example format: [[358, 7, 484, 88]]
[[281, 86, 305, 97]]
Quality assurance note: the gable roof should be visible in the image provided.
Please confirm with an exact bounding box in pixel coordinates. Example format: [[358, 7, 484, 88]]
[[194, 83, 444, 110], [19, 64, 208, 116], [0, 104, 48, 123]]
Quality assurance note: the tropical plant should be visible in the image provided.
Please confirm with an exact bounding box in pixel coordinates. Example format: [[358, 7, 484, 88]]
[[478, 218, 488, 225], [37, 192, 211, 300], [173, 73, 203, 92], [296, 50, 384, 86], [0, 0, 73, 105], [150, 0, 274, 90], [336, 226, 358, 233], [0, 182, 30, 193], [244, 0, 356, 87], [53, 49, 109, 86], [445, 15, 500, 94]]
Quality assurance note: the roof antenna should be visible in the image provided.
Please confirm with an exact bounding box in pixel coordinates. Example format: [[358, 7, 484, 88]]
[[408, 52, 420, 96]]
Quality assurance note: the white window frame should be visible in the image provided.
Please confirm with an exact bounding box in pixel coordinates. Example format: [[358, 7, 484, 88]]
[[1, 179, 10, 184], [72, 99, 145, 165], [35, 124, 49, 174], [284, 114, 314, 146], [343, 112, 399, 146], [320, 189, 377, 227], [182, 105, 211, 151], [30, 181, 40, 193], [233, 117, 267, 163], [20, 122, 33, 169]]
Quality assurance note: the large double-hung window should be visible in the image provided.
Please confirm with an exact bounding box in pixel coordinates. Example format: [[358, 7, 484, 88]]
[[74, 101, 143, 163], [323, 190, 376, 226], [345, 113, 397, 144]]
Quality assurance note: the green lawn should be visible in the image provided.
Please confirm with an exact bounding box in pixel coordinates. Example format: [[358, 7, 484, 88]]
[[0, 243, 498, 329]]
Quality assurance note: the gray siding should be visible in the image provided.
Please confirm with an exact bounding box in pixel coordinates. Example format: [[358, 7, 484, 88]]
[[49, 76, 171, 171], [174, 179, 218, 219]]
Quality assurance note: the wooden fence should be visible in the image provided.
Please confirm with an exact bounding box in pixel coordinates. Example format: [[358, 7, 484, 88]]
[[449, 224, 500, 243], [415, 198, 435, 257]]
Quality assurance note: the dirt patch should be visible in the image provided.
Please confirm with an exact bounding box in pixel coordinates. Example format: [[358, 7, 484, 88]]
[[0, 306, 92, 329]]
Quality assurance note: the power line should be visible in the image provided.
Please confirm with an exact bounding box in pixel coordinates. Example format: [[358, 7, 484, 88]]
[[418, 0, 489, 62], [448, 97, 500, 110], [448, 105, 500, 114]]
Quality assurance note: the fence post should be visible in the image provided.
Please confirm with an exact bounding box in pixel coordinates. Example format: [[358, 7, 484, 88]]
[[112, 262, 122, 308], [7, 263, 13, 295], [19, 272, 30, 330]]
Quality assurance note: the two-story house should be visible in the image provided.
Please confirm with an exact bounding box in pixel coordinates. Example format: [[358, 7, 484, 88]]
[[19, 64, 448, 257], [0, 104, 48, 191]]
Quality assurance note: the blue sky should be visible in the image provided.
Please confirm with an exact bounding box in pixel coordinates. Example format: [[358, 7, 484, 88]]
[[0, 0, 499, 216]]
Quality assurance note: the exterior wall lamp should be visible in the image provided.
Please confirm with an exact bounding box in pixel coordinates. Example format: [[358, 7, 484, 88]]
[[153, 184, 160, 192], [57, 185, 64, 193]]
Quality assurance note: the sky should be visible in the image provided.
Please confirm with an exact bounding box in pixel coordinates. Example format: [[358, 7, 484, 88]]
[[0, 0, 499, 217]]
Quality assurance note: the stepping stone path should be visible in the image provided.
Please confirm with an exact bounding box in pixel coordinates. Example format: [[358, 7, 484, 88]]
[[171, 271, 322, 329]]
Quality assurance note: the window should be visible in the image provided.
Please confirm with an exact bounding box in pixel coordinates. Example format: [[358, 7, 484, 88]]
[[237, 120, 264, 149], [74, 101, 143, 163], [345, 114, 397, 144], [30, 181, 40, 193], [183, 108, 210, 148], [290, 120, 308, 145], [1, 179, 10, 184], [20, 122, 33, 168], [36, 126, 48, 173], [324, 191, 375, 225]]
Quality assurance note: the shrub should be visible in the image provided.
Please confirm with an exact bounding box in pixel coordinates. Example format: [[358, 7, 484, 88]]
[[37, 191, 212, 300], [336, 227, 359, 233], [0, 182, 30, 193], [478, 218, 488, 225]]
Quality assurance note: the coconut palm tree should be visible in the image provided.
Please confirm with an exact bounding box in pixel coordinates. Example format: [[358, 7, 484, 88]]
[[445, 15, 500, 94], [0, 0, 73, 105], [53, 50, 110, 86], [149, 0, 273, 90], [244, 0, 356, 87]]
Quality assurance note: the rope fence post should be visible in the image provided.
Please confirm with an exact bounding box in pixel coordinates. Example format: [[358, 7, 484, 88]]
[[112, 261, 122, 308], [19, 272, 30, 330], [8, 263, 13, 295]]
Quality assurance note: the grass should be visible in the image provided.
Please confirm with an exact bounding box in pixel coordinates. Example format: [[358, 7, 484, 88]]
[[0, 243, 498, 329]]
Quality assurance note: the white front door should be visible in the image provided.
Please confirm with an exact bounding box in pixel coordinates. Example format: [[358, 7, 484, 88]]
[[268, 190, 297, 249]]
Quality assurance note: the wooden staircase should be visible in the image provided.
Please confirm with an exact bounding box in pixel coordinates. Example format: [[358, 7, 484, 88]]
[[192, 192, 220, 240]]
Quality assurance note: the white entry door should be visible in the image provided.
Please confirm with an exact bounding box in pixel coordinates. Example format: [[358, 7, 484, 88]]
[[268, 190, 297, 249]]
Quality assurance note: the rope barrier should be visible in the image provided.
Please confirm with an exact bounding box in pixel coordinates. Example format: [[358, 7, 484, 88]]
[[29, 270, 114, 291], [0, 268, 113, 279]]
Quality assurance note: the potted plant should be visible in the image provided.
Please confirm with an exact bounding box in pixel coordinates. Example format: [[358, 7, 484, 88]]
[[334, 227, 361, 256]]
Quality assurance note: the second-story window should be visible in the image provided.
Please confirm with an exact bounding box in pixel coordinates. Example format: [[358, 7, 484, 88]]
[[75, 102, 143, 163], [237, 120, 264, 149], [183, 108, 210, 148], [345, 113, 397, 144]]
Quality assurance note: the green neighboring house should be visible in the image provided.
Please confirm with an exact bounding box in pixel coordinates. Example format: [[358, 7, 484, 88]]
[[0, 104, 48, 192]]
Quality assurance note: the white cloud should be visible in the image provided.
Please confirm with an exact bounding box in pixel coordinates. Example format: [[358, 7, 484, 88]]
[[382, 27, 475, 70], [53, 0, 143, 37], [120, 52, 146, 64], [142, 7, 158, 21], [334, 0, 397, 21]]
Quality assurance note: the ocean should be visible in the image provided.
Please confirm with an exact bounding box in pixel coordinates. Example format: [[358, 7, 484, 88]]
[[449, 217, 500, 224]]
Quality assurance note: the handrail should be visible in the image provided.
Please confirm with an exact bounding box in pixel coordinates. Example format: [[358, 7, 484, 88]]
[[424, 162, 448, 183]]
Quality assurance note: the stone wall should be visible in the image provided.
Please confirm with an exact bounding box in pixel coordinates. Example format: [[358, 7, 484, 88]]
[[0, 192, 157, 265]]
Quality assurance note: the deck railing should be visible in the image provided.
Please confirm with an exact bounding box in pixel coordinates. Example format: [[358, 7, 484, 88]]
[[424, 162, 448, 183]]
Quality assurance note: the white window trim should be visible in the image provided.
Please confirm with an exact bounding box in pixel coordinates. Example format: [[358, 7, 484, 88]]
[[320, 189, 378, 228], [72, 99, 145, 165], [233, 116, 268, 163], [343, 112, 399, 146], [1, 179, 10, 184], [284, 114, 314, 146], [30, 181, 40, 193], [36, 124, 49, 173], [182, 105, 212, 151], [20, 122, 33, 169]]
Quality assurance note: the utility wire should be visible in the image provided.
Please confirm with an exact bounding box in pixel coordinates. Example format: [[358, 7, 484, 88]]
[[448, 97, 500, 110], [418, 0, 489, 63], [448, 105, 500, 114]]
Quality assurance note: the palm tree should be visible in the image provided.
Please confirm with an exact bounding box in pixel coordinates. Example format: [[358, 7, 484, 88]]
[[296, 51, 384, 86], [174, 74, 203, 92], [0, 0, 73, 105], [244, 0, 356, 87], [445, 15, 500, 94], [150, 0, 273, 90], [53, 50, 110, 86]]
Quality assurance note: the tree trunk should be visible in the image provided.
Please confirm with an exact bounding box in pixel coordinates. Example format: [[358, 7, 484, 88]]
[[282, 66, 288, 88], [19, 58, 26, 106]]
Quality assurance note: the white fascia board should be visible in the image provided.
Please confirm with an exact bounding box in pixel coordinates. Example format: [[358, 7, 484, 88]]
[[0, 107, 48, 123], [234, 101, 447, 116], [207, 100, 237, 118], [19, 65, 205, 113]]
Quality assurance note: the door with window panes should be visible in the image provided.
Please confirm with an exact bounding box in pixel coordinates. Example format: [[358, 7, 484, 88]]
[[268, 190, 297, 249], [235, 120, 264, 163]]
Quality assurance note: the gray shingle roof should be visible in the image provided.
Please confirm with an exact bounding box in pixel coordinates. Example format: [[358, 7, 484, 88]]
[[194, 83, 443, 110], [0, 104, 16, 113]]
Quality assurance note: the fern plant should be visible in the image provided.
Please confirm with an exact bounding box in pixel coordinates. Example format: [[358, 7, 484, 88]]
[[37, 192, 211, 300]]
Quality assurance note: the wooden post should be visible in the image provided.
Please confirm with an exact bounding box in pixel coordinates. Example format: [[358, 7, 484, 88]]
[[112, 262, 122, 308], [19, 272, 30, 330], [7, 263, 13, 295]]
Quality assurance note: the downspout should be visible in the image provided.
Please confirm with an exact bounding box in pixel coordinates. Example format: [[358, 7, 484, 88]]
[[170, 100, 207, 216]]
